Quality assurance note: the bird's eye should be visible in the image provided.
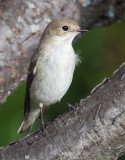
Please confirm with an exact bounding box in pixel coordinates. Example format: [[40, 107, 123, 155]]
[[62, 26, 69, 31]]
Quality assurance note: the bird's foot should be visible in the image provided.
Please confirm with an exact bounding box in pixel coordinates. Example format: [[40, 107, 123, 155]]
[[66, 102, 75, 111], [41, 124, 48, 134], [61, 100, 75, 112]]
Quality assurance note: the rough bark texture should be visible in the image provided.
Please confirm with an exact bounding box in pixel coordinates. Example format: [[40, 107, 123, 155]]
[[0, 0, 125, 160], [0, 0, 125, 104], [0, 62, 125, 160]]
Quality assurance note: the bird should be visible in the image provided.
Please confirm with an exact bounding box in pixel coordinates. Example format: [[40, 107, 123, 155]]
[[18, 18, 88, 134]]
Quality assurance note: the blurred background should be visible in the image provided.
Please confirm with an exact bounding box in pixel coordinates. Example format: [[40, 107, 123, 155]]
[[0, 21, 125, 159]]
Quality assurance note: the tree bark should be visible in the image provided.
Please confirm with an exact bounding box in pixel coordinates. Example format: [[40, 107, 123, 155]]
[[0, 0, 125, 159], [0, 62, 125, 160], [0, 0, 125, 104]]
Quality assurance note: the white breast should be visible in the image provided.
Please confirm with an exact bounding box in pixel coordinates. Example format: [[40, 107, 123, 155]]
[[30, 41, 76, 106]]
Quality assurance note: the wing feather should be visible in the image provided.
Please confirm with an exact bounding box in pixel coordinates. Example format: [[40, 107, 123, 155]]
[[24, 39, 42, 118]]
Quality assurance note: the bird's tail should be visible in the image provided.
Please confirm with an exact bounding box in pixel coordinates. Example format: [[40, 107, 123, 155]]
[[18, 117, 35, 134], [18, 109, 40, 134]]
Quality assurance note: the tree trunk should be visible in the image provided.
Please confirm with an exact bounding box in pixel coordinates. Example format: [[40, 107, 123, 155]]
[[0, 63, 125, 159], [0, 0, 125, 159], [0, 0, 125, 104]]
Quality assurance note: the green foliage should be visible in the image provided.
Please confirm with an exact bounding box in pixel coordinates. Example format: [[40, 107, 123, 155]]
[[0, 22, 125, 159]]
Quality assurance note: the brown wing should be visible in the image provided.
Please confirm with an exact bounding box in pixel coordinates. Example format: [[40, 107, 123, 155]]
[[24, 39, 42, 117]]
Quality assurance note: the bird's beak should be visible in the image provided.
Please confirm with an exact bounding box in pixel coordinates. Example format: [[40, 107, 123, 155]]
[[75, 29, 88, 32]]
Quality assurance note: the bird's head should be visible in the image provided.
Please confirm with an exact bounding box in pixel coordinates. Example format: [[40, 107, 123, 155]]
[[42, 18, 88, 43]]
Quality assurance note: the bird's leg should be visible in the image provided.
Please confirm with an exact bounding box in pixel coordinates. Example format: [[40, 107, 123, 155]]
[[60, 100, 75, 111], [37, 106, 49, 119], [39, 103, 46, 132]]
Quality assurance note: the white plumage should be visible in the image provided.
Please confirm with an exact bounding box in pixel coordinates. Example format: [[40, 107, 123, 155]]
[[18, 18, 87, 134]]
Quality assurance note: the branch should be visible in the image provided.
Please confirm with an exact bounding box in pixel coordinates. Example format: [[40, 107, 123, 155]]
[[0, 62, 125, 159], [0, 0, 125, 104], [0, 1, 125, 159]]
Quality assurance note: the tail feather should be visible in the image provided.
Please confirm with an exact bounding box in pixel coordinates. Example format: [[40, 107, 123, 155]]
[[18, 117, 36, 134], [18, 109, 40, 134]]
